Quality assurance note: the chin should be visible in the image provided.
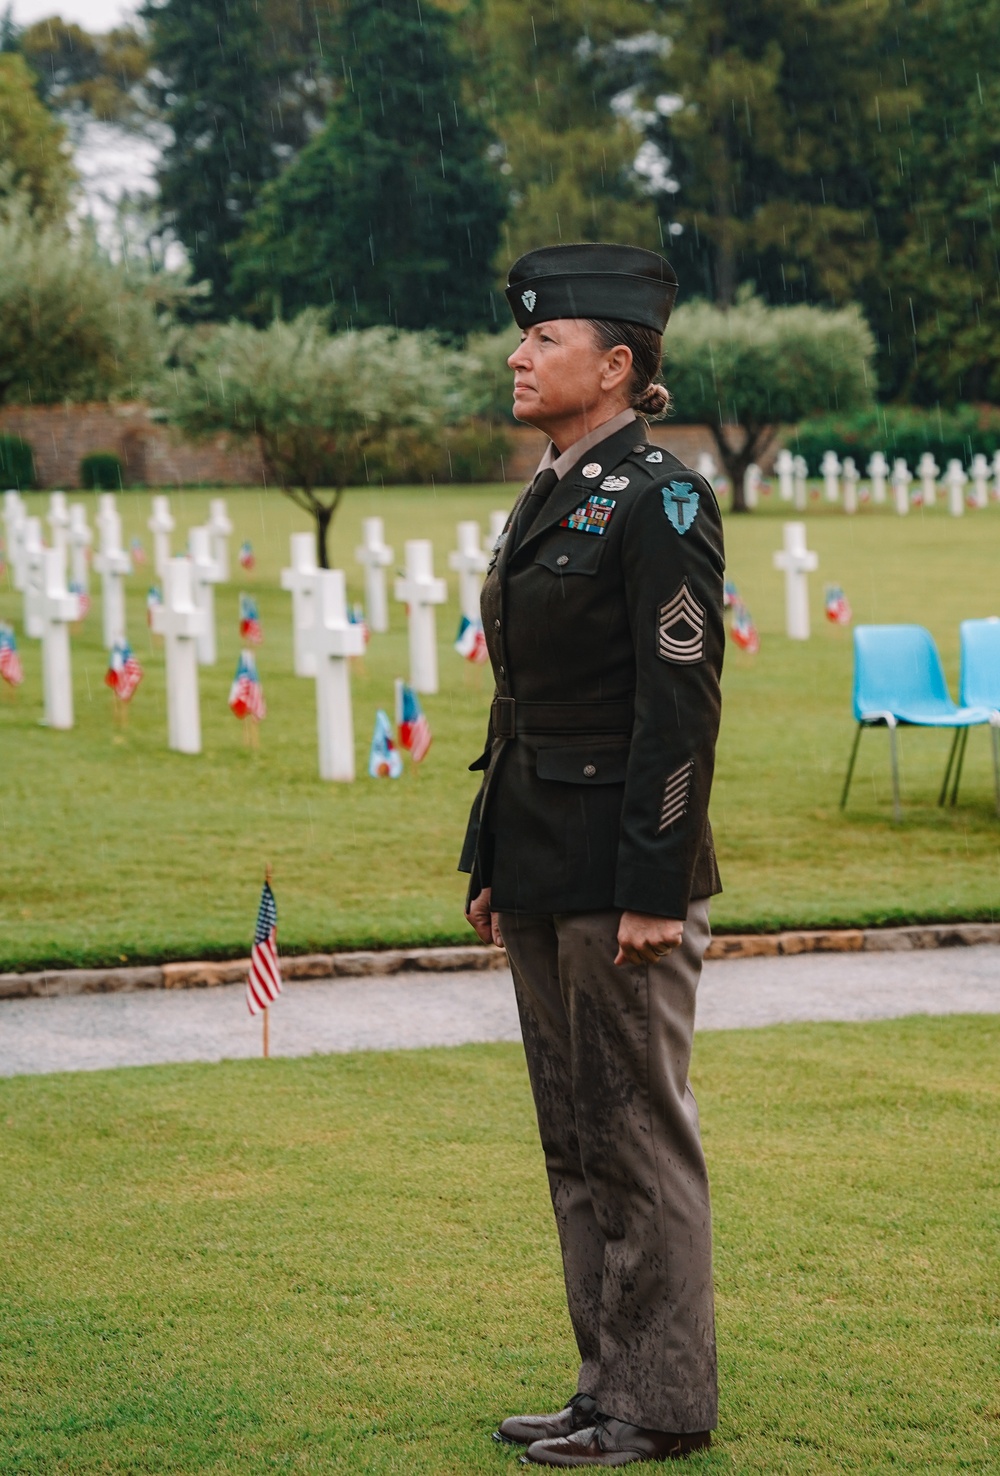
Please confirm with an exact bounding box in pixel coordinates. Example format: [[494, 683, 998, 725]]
[[512, 401, 542, 427]]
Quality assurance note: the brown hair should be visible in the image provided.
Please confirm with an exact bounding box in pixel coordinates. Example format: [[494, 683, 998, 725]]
[[587, 318, 671, 418]]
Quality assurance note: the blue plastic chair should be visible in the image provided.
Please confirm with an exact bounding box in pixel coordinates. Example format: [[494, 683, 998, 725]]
[[941, 619, 1000, 814], [840, 625, 996, 820]]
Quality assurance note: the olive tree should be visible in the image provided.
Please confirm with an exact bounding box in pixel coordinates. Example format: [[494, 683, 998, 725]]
[[0, 198, 158, 405], [161, 311, 477, 565], [664, 295, 876, 510]]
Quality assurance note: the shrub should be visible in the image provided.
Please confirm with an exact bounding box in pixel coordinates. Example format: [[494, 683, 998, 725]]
[[0, 433, 35, 488], [80, 451, 124, 490], [788, 404, 1000, 472]]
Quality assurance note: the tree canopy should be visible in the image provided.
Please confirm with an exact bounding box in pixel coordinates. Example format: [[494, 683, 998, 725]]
[[0, 51, 74, 221]]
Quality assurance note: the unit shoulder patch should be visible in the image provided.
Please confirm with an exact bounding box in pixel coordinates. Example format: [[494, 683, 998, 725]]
[[661, 480, 700, 534], [560, 493, 616, 535], [657, 579, 706, 664], [658, 759, 693, 834]]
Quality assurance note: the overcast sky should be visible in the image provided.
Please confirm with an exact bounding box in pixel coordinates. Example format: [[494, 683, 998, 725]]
[[9, 0, 137, 28]]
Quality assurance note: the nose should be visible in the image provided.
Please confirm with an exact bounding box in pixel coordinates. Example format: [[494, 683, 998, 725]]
[[508, 341, 530, 370]]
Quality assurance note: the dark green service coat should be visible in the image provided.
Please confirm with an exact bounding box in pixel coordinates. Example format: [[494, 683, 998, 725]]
[[459, 417, 725, 919]]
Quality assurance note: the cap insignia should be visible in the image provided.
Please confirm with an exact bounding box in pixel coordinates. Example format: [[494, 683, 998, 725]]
[[521, 289, 537, 311]]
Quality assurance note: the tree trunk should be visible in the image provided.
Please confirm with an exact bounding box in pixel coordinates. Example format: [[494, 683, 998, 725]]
[[315, 503, 333, 569], [710, 423, 776, 513]]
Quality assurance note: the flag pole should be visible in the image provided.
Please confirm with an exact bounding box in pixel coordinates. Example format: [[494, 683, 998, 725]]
[[262, 862, 272, 1059]]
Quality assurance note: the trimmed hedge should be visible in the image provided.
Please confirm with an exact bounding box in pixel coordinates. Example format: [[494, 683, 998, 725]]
[[80, 451, 124, 490], [0, 433, 35, 489], [788, 404, 1000, 472]]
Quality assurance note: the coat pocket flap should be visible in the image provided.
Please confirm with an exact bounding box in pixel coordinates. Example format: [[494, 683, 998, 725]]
[[534, 537, 606, 576], [468, 746, 492, 772], [536, 743, 629, 785]]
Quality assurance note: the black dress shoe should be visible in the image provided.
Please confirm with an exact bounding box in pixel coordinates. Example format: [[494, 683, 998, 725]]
[[521, 1414, 711, 1466], [493, 1393, 600, 1446]]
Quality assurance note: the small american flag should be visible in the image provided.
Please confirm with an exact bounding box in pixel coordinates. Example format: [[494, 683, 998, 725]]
[[0, 623, 23, 687], [238, 540, 255, 570], [239, 593, 263, 645], [247, 879, 282, 1015], [229, 650, 266, 721], [105, 642, 143, 702]]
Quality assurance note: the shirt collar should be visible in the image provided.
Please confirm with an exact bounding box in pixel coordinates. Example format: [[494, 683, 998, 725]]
[[536, 407, 638, 482]]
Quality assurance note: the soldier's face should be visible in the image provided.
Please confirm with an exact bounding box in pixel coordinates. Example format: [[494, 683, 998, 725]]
[[508, 320, 626, 432]]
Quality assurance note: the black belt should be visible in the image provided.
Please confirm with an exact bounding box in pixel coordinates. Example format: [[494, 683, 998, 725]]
[[490, 696, 634, 739]]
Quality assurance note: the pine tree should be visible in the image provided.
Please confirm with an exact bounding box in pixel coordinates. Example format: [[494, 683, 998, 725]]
[[142, 0, 291, 315], [232, 0, 507, 336]]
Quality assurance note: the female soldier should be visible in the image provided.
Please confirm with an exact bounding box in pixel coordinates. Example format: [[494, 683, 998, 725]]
[[460, 244, 725, 1466]]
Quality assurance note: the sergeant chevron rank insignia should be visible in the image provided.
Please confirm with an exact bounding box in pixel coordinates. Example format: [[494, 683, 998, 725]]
[[657, 759, 693, 834], [662, 480, 699, 534], [560, 494, 616, 535], [657, 579, 706, 664]]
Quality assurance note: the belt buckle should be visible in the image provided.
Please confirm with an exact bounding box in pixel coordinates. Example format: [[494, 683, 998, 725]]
[[492, 696, 515, 739]]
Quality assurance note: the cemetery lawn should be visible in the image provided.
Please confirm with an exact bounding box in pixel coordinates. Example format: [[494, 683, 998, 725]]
[[0, 1014, 997, 1474], [2, 487, 1000, 971]]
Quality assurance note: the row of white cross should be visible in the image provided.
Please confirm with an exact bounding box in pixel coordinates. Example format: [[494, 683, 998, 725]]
[[1, 491, 507, 782], [746, 449, 1000, 514]]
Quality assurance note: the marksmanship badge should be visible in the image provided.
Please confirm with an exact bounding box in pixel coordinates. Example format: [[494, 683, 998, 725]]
[[560, 494, 616, 535], [521, 289, 537, 311], [662, 480, 700, 535]]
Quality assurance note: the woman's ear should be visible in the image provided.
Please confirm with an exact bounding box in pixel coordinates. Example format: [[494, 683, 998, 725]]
[[601, 344, 633, 394]]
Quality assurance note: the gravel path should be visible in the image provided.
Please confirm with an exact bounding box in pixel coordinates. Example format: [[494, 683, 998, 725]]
[[1, 944, 998, 1078]]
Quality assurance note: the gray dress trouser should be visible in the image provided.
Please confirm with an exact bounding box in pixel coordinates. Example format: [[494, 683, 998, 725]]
[[498, 899, 718, 1435]]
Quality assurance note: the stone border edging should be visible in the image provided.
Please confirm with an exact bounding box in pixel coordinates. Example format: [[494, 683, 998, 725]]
[[2, 922, 999, 1003]]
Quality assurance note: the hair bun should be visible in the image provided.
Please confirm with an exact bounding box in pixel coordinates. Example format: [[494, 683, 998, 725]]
[[635, 381, 671, 418]]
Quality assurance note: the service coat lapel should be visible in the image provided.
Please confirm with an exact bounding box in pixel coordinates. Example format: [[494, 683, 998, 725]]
[[511, 421, 642, 558]]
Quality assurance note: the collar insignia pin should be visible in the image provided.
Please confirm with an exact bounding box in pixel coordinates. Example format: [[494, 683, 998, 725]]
[[582, 462, 602, 479], [521, 289, 537, 311], [646, 450, 663, 464]]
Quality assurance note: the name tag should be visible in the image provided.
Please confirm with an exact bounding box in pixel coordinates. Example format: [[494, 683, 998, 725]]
[[560, 494, 616, 536]]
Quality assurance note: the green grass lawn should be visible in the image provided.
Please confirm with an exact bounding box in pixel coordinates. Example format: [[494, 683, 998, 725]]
[[2, 486, 1000, 970], [0, 1015, 996, 1473]]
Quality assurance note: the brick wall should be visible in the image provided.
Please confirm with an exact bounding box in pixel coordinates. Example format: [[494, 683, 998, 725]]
[[0, 402, 265, 489], [502, 422, 776, 484]]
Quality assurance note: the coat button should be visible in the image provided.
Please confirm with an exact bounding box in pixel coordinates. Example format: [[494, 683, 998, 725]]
[[494, 618, 501, 630], [556, 554, 569, 567], [633, 443, 646, 453], [583, 763, 597, 777]]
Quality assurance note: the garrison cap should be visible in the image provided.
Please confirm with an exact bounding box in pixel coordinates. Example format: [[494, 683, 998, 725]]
[[505, 243, 679, 333]]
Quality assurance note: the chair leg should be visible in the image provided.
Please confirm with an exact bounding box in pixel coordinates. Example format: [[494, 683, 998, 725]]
[[939, 728, 962, 806], [888, 722, 901, 822], [949, 727, 970, 807], [992, 725, 1000, 819], [840, 724, 863, 810]]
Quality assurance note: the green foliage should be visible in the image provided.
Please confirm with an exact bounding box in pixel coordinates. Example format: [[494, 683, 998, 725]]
[[789, 405, 1000, 473], [233, 0, 506, 335], [142, 0, 304, 316], [0, 431, 34, 488], [80, 451, 124, 491], [0, 198, 158, 406], [160, 312, 481, 562], [666, 295, 875, 508], [19, 17, 149, 125], [0, 51, 75, 221]]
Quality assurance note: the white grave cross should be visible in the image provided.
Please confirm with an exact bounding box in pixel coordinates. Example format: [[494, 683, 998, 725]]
[[395, 539, 447, 694], [821, 451, 841, 504], [39, 546, 81, 729], [48, 491, 71, 554], [281, 531, 319, 678], [867, 452, 888, 505], [793, 454, 809, 511], [148, 495, 175, 579], [151, 557, 205, 754], [970, 453, 989, 509], [775, 449, 795, 502], [449, 520, 489, 622], [68, 503, 92, 594], [207, 498, 233, 581], [891, 458, 912, 517], [3, 490, 26, 591], [93, 495, 131, 648], [842, 457, 860, 514], [188, 525, 222, 665], [917, 452, 939, 507], [743, 463, 762, 511], [945, 459, 967, 517], [308, 568, 365, 782], [355, 517, 393, 633], [22, 517, 46, 639], [773, 521, 818, 641]]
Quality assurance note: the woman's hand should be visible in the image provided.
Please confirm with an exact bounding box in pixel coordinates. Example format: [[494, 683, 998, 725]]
[[615, 910, 684, 966], [466, 887, 504, 948]]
